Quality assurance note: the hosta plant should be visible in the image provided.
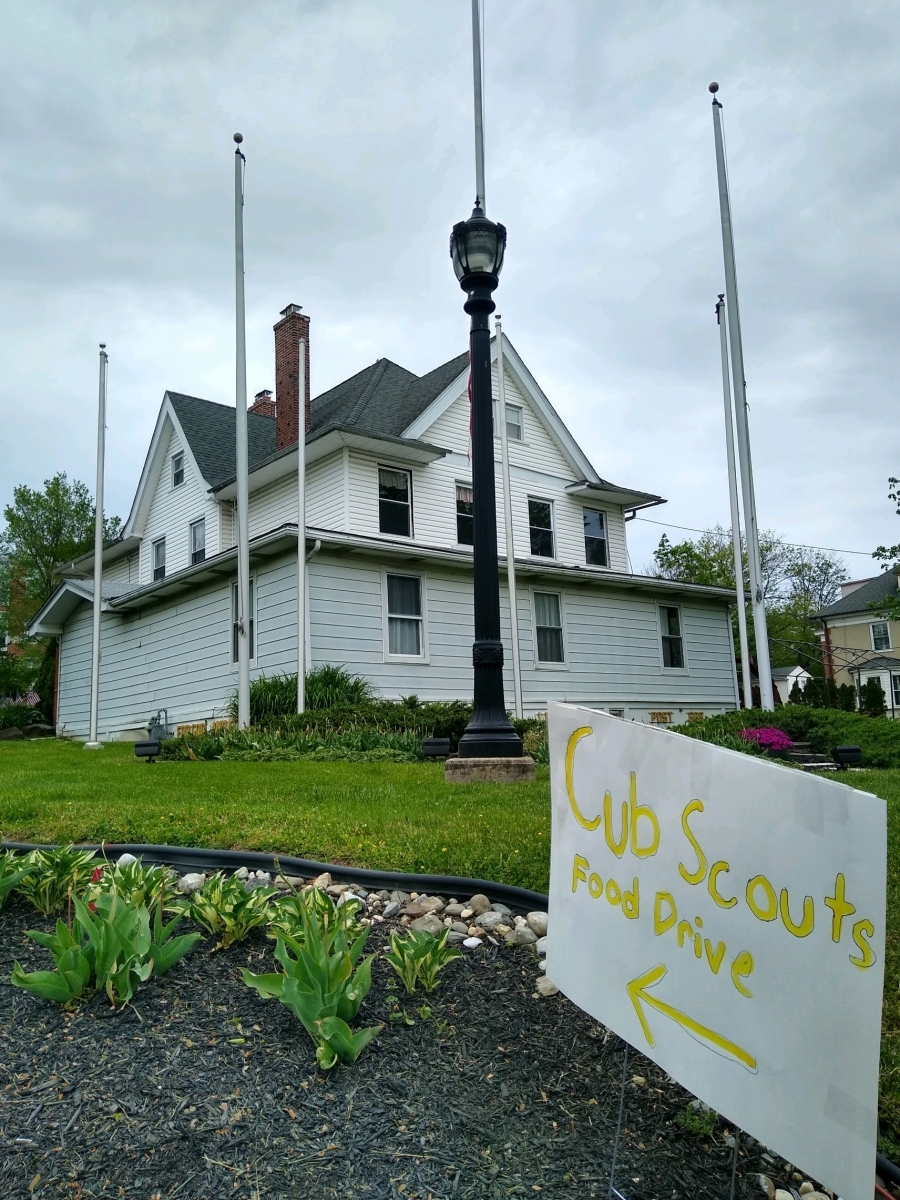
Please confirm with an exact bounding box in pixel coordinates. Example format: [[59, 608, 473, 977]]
[[268, 885, 364, 946], [384, 928, 462, 994], [180, 871, 275, 949], [243, 890, 380, 1069], [0, 851, 32, 911], [11, 889, 201, 1007], [87, 859, 177, 910], [15, 847, 100, 915]]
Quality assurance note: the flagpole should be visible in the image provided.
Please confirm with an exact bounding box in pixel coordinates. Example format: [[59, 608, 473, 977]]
[[716, 295, 752, 708], [709, 83, 774, 711], [495, 317, 523, 719], [234, 133, 251, 730], [297, 339, 306, 714], [471, 0, 486, 212], [85, 344, 107, 749]]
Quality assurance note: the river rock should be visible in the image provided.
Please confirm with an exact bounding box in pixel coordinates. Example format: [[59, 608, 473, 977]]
[[177, 872, 206, 895], [474, 911, 505, 933], [490, 902, 512, 917], [463, 937, 483, 949], [382, 901, 401, 919], [534, 936, 548, 957], [443, 902, 466, 918], [446, 930, 467, 944], [467, 894, 491, 916], [507, 925, 538, 946], [403, 897, 444, 917], [450, 921, 468, 934], [535, 977, 559, 997], [774, 1190, 793, 1200], [234, 867, 249, 880], [116, 853, 138, 866], [409, 914, 444, 935], [313, 872, 332, 889], [526, 911, 548, 937], [757, 1176, 775, 1200]]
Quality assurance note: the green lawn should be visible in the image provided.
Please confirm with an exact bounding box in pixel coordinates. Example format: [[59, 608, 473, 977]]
[[0, 739, 550, 893], [2, 742, 900, 1149]]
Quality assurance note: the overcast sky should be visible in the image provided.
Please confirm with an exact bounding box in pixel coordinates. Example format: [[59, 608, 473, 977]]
[[2, 0, 898, 578]]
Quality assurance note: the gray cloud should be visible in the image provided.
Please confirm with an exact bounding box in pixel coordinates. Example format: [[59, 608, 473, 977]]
[[1, 0, 898, 578]]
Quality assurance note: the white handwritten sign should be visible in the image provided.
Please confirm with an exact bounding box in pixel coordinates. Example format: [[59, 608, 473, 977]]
[[546, 704, 885, 1200]]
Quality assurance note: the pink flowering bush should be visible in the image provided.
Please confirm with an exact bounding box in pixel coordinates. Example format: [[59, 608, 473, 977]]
[[739, 727, 794, 752]]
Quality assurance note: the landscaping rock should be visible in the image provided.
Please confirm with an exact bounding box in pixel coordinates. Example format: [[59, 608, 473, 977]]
[[490, 902, 512, 917], [0, 727, 24, 740], [326, 883, 350, 896], [177, 873, 206, 895], [313, 872, 332, 889], [276, 875, 305, 890], [23, 723, 55, 738], [537, 960, 547, 973], [473, 911, 505, 933], [382, 901, 401, 919], [450, 921, 469, 935], [443, 902, 466, 918], [507, 926, 538, 946], [234, 867, 249, 880], [467, 894, 491, 916], [462, 936, 483, 949], [534, 936, 548, 958], [757, 1175, 775, 1200], [409, 914, 444, 935], [535, 977, 559, 997], [403, 896, 445, 917], [798, 1186, 813, 1196], [496, 924, 512, 937], [526, 911, 548, 937], [446, 930, 467, 944], [389, 890, 411, 906], [116, 853, 139, 866], [774, 1190, 793, 1200]]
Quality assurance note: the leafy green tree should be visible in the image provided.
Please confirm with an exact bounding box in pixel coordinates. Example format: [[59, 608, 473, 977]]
[[859, 677, 886, 717], [870, 477, 900, 621]]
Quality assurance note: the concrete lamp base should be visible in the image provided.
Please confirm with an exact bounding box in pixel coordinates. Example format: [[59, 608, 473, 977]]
[[83, 742, 103, 750], [445, 756, 536, 784]]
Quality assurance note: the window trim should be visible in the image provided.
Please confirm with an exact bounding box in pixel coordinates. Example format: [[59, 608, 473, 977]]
[[382, 569, 429, 663], [152, 537, 166, 582], [172, 451, 185, 489], [230, 574, 258, 669], [871, 620, 892, 652], [455, 480, 474, 547], [377, 463, 414, 539], [658, 602, 689, 673], [190, 517, 206, 566], [530, 586, 568, 670], [527, 496, 556, 560], [582, 505, 609, 569]]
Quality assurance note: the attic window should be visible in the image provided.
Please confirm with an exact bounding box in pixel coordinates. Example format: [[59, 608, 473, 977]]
[[492, 401, 523, 442], [172, 452, 185, 488]]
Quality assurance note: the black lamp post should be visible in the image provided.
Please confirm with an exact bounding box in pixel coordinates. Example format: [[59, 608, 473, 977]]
[[450, 202, 523, 759]]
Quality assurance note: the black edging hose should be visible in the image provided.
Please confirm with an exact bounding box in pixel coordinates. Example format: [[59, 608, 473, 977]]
[[0, 841, 549, 912], [7, 838, 899, 1188]]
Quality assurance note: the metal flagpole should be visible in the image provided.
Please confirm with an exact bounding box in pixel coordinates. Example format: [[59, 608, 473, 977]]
[[471, 0, 486, 213], [709, 83, 774, 710], [495, 317, 523, 718], [297, 339, 306, 714], [234, 133, 251, 730], [85, 343, 108, 750], [716, 295, 752, 708]]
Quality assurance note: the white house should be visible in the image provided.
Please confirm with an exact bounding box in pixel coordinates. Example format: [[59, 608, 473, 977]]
[[30, 304, 740, 740]]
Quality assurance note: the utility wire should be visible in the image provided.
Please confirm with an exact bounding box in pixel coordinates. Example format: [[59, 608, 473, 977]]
[[633, 516, 875, 558]]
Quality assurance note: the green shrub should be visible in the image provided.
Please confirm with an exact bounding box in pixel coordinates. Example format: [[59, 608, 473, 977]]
[[15, 847, 99, 915], [678, 1102, 717, 1137], [161, 723, 425, 763], [0, 703, 42, 730], [269, 886, 365, 946], [87, 859, 177, 910], [229, 665, 375, 722], [177, 871, 276, 949], [861, 678, 887, 717], [0, 851, 32, 910]]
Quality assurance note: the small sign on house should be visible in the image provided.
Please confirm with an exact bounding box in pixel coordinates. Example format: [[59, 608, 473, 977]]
[[546, 703, 885, 1200]]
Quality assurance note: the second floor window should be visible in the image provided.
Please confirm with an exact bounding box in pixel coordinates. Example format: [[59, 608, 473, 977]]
[[456, 483, 474, 545], [528, 498, 554, 558], [378, 467, 412, 537], [172, 452, 184, 488], [190, 518, 206, 565], [583, 508, 608, 567], [872, 621, 891, 651], [660, 605, 685, 669], [152, 538, 166, 581]]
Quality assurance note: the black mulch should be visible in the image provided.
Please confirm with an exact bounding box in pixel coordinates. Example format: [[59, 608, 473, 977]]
[[0, 895, 801, 1200]]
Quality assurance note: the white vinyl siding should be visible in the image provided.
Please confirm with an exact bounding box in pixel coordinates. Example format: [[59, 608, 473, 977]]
[[140, 425, 219, 583]]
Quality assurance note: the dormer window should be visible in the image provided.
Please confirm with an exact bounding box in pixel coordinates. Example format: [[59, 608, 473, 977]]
[[172, 452, 185, 488]]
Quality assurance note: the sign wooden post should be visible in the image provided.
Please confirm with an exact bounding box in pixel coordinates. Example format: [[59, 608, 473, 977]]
[[546, 704, 885, 1200]]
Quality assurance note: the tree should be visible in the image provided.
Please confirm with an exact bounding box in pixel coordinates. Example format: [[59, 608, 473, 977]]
[[859, 677, 886, 717], [870, 477, 900, 621], [0, 473, 121, 639]]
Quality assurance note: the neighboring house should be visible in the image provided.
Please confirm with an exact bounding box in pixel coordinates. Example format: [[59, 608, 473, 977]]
[[770, 665, 812, 706], [818, 570, 900, 714], [30, 304, 741, 741]]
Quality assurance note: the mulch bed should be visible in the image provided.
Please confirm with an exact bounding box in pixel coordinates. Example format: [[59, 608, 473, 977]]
[[0, 894, 794, 1200]]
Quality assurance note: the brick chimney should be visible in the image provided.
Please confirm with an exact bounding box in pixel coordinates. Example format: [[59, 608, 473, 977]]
[[274, 303, 310, 450], [248, 389, 276, 418]]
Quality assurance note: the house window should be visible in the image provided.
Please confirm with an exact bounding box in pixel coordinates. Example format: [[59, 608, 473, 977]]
[[493, 401, 523, 442], [172, 452, 185, 488], [660, 605, 685, 669], [534, 591, 564, 663], [386, 574, 423, 657], [152, 538, 166, 582], [456, 483, 474, 545], [378, 467, 412, 537], [892, 674, 900, 708], [190, 518, 206, 565], [583, 508, 608, 567], [231, 579, 255, 663], [528, 498, 554, 558], [871, 621, 891, 651]]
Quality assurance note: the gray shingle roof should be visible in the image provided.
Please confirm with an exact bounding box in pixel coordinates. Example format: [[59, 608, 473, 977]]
[[817, 570, 899, 618], [166, 351, 469, 489]]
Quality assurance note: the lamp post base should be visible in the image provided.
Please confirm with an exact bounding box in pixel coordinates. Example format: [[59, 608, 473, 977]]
[[445, 755, 535, 784]]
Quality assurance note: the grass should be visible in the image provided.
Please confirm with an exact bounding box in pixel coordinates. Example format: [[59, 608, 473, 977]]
[[0, 739, 550, 894], [4, 742, 900, 1149]]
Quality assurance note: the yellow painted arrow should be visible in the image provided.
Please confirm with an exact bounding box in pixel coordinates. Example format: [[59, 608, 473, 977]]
[[627, 964, 757, 1072]]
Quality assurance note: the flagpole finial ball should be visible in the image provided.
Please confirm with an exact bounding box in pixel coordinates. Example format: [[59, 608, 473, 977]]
[[708, 82, 719, 94], [99, 343, 106, 349], [233, 133, 243, 144]]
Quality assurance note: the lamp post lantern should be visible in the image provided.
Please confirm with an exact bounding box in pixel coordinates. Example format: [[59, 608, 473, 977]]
[[450, 203, 522, 759]]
